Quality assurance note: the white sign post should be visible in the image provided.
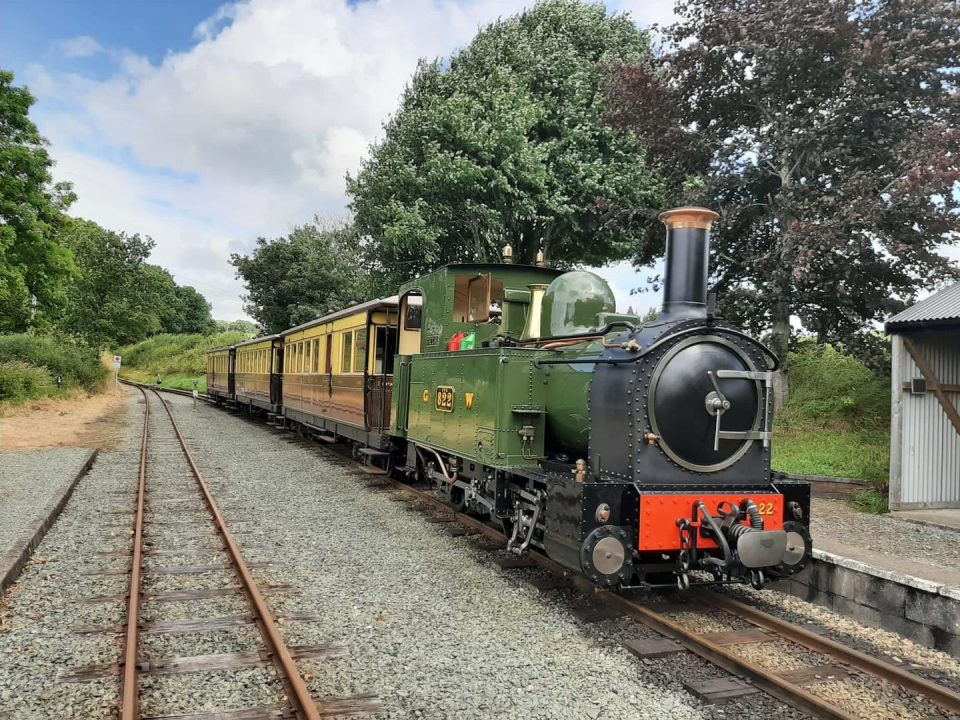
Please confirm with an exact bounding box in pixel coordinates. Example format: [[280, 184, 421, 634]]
[[113, 355, 122, 395]]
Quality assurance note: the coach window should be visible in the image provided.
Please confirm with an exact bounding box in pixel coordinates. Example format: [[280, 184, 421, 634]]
[[340, 331, 353, 373], [311, 339, 320, 373], [398, 291, 423, 355], [353, 329, 367, 373]]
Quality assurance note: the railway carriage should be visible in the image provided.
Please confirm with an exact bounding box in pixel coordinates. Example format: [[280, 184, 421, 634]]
[[234, 335, 284, 413], [206, 345, 235, 401], [280, 298, 398, 449]]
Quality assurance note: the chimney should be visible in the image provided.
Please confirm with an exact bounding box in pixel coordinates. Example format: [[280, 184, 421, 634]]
[[658, 207, 719, 320]]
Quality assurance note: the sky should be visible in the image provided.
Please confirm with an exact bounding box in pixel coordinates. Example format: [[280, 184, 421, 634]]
[[1, 0, 679, 321]]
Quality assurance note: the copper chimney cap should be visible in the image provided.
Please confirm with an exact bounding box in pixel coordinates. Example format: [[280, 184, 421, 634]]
[[658, 207, 720, 231]]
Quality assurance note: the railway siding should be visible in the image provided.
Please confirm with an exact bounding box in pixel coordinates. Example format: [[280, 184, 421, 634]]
[[0, 394, 143, 717]]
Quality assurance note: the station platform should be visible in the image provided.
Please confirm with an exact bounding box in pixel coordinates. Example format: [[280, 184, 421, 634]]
[[775, 498, 960, 657], [0, 448, 98, 595], [891, 508, 960, 532]]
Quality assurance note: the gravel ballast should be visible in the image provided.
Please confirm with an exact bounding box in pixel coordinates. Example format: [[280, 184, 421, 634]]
[[162, 393, 807, 720], [3, 386, 949, 720]]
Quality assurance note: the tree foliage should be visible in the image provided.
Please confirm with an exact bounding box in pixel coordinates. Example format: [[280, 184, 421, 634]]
[[216, 318, 258, 334], [348, 0, 665, 286], [606, 0, 960, 391], [230, 219, 374, 334], [0, 71, 76, 331], [56, 218, 214, 346]]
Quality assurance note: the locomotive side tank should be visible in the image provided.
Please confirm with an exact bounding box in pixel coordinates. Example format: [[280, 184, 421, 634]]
[[390, 206, 812, 591]]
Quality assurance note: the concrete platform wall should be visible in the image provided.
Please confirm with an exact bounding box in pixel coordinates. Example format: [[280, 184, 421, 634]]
[[774, 549, 960, 657]]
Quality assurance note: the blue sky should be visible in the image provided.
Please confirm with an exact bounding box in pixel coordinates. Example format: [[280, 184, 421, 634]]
[[2, 0, 675, 320]]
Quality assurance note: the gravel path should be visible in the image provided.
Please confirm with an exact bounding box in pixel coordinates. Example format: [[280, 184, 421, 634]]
[[163, 393, 811, 720], [0, 448, 94, 554], [811, 498, 960, 571]]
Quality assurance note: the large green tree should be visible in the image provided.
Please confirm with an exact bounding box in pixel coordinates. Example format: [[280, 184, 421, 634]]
[[606, 0, 960, 401], [57, 218, 214, 345], [0, 71, 76, 331], [347, 0, 664, 286], [230, 219, 374, 333]]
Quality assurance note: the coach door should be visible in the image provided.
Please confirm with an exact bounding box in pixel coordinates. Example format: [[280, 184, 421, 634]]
[[270, 344, 283, 407], [365, 320, 397, 431]]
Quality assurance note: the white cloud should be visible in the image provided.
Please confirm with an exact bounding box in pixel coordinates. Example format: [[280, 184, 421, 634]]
[[31, 0, 675, 320], [58, 35, 105, 58]]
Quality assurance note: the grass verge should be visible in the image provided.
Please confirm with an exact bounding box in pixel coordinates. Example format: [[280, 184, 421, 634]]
[[117, 331, 251, 392], [772, 343, 891, 512]]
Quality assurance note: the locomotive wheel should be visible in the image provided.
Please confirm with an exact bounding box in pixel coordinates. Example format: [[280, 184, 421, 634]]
[[448, 485, 467, 512]]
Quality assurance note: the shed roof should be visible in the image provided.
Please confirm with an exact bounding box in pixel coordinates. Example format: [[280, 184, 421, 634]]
[[886, 282, 960, 332]]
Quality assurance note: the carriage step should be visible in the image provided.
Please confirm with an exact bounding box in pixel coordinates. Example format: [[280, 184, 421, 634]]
[[356, 464, 387, 475], [314, 434, 337, 444], [358, 448, 389, 457]]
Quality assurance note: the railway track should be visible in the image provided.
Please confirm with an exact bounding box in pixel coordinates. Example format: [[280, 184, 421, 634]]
[[315, 448, 960, 720], [61, 385, 380, 719], [142, 384, 960, 720]]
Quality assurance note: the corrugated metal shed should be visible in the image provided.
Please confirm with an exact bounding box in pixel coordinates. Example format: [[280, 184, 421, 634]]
[[886, 282, 960, 331], [888, 283, 960, 509], [889, 331, 960, 509]]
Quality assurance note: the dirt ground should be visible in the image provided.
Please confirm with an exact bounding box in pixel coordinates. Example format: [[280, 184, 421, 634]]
[[0, 383, 133, 451]]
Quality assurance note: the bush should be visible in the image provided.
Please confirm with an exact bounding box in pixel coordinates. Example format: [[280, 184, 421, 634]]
[[118, 331, 252, 378], [0, 361, 55, 402], [777, 344, 889, 432], [0, 334, 106, 392]]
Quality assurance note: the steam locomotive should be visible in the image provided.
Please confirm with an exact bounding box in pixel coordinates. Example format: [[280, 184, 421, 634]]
[[208, 207, 812, 591]]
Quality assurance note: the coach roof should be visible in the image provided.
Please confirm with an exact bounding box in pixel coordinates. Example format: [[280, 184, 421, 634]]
[[281, 296, 399, 337], [233, 334, 281, 349]]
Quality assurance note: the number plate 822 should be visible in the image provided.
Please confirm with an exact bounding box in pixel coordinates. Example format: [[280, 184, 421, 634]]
[[435, 386, 454, 412]]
